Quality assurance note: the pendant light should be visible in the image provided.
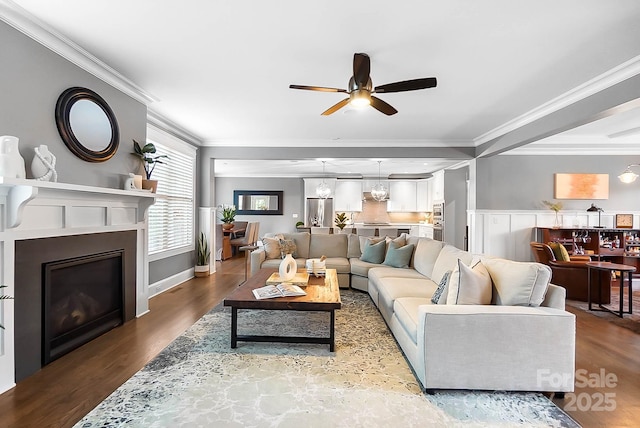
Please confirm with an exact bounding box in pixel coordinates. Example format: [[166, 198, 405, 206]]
[[618, 164, 640, 183], [371, 160, 388, 201], [316, 161, 331, 199]]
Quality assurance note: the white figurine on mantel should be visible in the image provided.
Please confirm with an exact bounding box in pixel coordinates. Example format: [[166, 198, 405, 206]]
[[0, 135, 26, 179], [31, 144, 57, 182]]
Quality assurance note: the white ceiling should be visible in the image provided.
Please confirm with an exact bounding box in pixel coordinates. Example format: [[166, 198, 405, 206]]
[[4, 0, 640, 177]]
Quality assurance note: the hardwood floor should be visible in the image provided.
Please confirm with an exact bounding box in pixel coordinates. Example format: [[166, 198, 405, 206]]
[[0, 255, 638, 427]]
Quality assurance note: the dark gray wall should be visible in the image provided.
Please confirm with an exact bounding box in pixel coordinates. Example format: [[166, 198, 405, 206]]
[[444, 167, 468, 249], [476, 155, 640, 211], [0, 21, 145, 187], [1, 22, 192, 283], [215, 177, 305, 236]]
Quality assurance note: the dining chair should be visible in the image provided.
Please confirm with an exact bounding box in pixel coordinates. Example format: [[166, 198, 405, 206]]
[[377, 227, 398, 238], [356, 228, 375, 236]]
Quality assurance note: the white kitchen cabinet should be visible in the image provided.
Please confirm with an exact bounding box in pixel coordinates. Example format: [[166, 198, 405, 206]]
[[334, 180, 363, 211], [416, 179, 430, 212], [387, 181, 417, 212], [410, 225, 434, 239]]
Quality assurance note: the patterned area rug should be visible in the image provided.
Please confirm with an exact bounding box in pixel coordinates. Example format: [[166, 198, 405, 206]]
[[566, 287, 640, 335], [75, 290, 579, 427]]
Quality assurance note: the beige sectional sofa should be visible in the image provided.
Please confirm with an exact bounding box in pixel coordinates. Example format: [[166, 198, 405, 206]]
[[250, 232, 576, 393]]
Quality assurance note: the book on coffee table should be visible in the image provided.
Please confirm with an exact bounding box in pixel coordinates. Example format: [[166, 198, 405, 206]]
[[265, 272, 309, 286], [252, 283, 307, 300]]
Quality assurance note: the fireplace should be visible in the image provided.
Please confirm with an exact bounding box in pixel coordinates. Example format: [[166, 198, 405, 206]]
[[42, 250, 125, 364], [14, 231, 137, 381]]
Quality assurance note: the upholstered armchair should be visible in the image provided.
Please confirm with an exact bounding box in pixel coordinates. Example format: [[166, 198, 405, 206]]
[[530, 242, 610, 303]]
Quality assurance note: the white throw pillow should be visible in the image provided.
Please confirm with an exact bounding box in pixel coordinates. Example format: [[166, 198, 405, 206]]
[[482, 258, 552, 306], [447, 259, 492, 305]]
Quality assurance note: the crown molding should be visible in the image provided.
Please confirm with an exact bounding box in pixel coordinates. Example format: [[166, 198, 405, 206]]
[[474, 55, 640, 146], [0, 0, 157, 105], [201, 138, 474, 148], [147, 110, 203, 146], [501, 136, 640, 156]]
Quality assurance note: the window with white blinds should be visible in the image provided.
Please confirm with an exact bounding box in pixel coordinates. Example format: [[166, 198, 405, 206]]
[[146, 127, 196, 257]]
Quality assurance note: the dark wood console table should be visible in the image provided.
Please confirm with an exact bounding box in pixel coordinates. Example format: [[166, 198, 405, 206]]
[[587, 261, 636, 318]]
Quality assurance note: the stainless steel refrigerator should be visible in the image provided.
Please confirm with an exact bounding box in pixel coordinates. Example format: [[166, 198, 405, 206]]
[[306, 198, 333, 227]]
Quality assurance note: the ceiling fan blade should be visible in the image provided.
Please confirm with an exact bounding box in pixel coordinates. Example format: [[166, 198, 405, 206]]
[[374, 77, 437, 93], [289, 84, 347, 93], [321, 98, 350, 116], [353, 53, 371, 87], [370, 96, 398, 115]]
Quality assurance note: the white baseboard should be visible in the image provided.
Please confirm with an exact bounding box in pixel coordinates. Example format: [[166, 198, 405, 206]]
[[149, 268, 195, 298]]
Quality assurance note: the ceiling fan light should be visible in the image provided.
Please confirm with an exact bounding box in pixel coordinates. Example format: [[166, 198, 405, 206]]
[[618, 169, 639, 184], [350, 89, 371, 108]]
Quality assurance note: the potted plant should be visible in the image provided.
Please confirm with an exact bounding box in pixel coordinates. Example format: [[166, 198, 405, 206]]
[[220, 205, 236, 230], [195, 232, 211, 277], [543, 200, 563, 228], [335, 212, 348, 232], [132, 140, 168, 193]]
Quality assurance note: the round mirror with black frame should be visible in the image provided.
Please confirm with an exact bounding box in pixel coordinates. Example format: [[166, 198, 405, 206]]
[[55, 87, 120, 162]]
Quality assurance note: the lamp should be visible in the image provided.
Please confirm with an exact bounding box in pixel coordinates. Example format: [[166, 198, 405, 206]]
[[371, 160, 388, 201], [316, 161, 331, 199], [618, 164, 640, 183], [587, 203, 604, 228], [350, 89, 371, 108]]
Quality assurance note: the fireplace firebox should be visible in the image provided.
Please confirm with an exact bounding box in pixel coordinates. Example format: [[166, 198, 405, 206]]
[[14, 231, 137, 382], [42, 250, 125, 364]]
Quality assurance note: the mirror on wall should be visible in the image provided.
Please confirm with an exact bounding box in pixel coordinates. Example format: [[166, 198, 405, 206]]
[[55, 87, 119, 162], [234, 190, 283, 215]]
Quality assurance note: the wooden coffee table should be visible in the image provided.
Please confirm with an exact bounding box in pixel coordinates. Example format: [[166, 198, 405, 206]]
[[223, 268, 342, 351]]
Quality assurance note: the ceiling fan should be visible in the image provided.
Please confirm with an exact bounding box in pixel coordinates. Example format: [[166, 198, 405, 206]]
[[289, 53, 437, 116]]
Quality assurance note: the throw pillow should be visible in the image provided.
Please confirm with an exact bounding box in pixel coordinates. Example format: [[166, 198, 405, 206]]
[[279, 238, 298, 259], [262, 237, 282, 259], [383, 242, 415, 268], [482, 258, 552, 306], [446, 259, 492, 305], [548, 242, 570, 261], [431, 270, 452, 304], [360, 239, 386, 264]]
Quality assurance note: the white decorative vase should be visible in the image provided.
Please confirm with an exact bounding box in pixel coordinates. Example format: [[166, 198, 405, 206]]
[[279, 253, 297, 281], [31, 144, 57, 182], [0, 135, 26, 179]]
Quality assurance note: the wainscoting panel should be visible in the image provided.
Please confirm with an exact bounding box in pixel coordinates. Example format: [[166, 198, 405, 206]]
[[469, 210, 640, 262]]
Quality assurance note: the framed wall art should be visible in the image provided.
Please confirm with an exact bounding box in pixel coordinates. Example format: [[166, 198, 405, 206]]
[[554, 173, 609, 200]]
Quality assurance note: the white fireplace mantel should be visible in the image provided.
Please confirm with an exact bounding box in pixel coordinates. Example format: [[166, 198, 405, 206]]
[[0, 178, 155, 394]]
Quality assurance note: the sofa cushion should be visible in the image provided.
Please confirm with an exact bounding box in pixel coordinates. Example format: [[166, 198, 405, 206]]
[[360, 239, 386, 264], [431, 245, 474, 285], [350, 257, 384, 278], [262, 237, 283, 259], [377, 277, 438, 322], [394, 297, 432, 344], [447, 260, 492, 305], [412, 238, 446, 279], [383, 242, 415, 268], [309, 233, 347, 258], [368, 266, 426, 283], [260, 257, 305, 271], [431, 270, 452, 304], [322, 257, 351, 274], [347, 233, 362, 258], [482, 258, 552, 306], [265, 232, 310, 259]]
